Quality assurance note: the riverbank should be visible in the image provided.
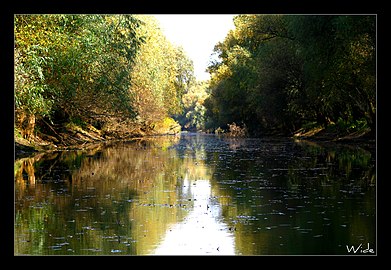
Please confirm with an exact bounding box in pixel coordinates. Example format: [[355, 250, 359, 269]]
[[292, 124, 375, 151], [14, 117, 181, 159], [293, 123, 373, 140], [15, 121, 375, 160]]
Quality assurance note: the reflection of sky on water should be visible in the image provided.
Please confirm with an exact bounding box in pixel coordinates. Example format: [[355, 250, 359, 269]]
[[152, 178, 235, 255], [15, 134, 375, 255]]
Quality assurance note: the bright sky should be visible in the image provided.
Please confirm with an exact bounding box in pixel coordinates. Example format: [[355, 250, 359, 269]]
[[153, 14, 236, 81]]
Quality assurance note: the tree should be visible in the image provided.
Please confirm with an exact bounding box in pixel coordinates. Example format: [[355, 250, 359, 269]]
[[15, 14, 144, 138], [129, 15, 195, 129], [175, 81, 209, 131], [205, 15, 301, 135], [205, 15, 376, 136], [287, 15, 376, 130]]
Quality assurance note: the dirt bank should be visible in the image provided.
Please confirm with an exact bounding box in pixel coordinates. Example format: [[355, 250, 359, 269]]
[[14, 123, 148, 159], [292, 125, 375, 151]]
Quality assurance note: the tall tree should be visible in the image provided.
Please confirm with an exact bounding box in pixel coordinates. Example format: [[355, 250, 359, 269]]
[[287, 15, 376, 129], [205, 15, 376, 136], [15, 14, 144, 138], [130, 15, 195, 128]]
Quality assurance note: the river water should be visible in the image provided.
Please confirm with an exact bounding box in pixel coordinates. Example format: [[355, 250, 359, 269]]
[[14, 133, 376, 255]]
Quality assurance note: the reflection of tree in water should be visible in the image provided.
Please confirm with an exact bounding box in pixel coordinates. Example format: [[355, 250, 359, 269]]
[[206, 138, 376, 255], [14, 136, 193, 255], [15, 135, 376, 255], [15, 152, 59, 201], [15, 157, 36, 189], [289, 140, 375, 187]]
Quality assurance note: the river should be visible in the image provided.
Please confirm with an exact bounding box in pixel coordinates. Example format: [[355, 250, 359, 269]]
[[14, 133, 376, 255]]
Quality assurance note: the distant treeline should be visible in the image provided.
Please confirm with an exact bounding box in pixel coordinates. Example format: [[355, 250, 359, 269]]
[[14, 15, 194, 140], [204, 15, 376, 136]]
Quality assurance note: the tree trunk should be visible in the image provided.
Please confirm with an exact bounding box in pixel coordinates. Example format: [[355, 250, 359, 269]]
[[18, 112, 36, 140]]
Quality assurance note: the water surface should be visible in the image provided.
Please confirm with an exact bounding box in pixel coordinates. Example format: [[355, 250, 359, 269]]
[[14, 133, 376, 255]]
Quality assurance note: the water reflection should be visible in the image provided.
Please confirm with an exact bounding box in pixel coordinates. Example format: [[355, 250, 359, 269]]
[[153, 178, 235, 255], [15, 136, 188, 255], [210, 137, 376, 255], [14, 134, 376, 255]]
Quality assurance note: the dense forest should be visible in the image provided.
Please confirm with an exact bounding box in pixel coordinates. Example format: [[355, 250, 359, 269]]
[[14, 14, 194, 148], [204, 15, 376, 137], [14, 14, 376, 152]]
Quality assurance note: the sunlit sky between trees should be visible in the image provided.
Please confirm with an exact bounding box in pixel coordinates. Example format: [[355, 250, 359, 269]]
[[153, 14, 236, 81]]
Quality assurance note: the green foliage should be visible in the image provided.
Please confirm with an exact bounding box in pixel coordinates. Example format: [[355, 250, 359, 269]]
[[287, 15, 376, 129], [334, 117, 368, 134], [205, 15, 376, 137], [129, 15, 195, 126], [14, 14, 195, 139], [174, 81, 209, 131], [15, 14, 144, 125], [205, 15, 302, 134], [15, 14, 375, 141]]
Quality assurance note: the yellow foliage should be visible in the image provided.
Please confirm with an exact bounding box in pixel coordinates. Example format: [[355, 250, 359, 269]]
[[153, 117, 181, 135]]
